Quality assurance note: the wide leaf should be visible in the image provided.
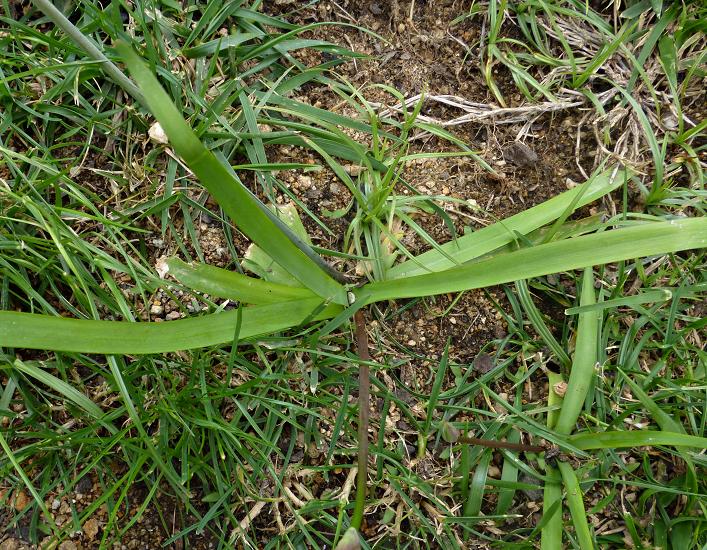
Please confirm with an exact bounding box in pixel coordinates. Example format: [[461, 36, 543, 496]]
[[386, 167, 628, 279], [115, 43, 347, 305], [361, 218, 707, 302], [0, 299, 341, 354]]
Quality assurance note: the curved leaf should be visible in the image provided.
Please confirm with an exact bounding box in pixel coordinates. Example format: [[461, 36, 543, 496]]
[[0, 299, 341, 354], [554, 268, 599, 435], [386, 167, 628, 279], [115, 43, 347, 305], [165, 258, 315, 305], [569, 430, 707, 450], [362, 218, 707, 302]]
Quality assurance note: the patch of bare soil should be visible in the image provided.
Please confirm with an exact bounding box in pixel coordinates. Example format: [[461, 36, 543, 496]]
[[0, 482, 212, 550]]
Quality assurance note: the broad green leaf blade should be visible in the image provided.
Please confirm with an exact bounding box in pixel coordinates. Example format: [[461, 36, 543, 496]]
[[165, 258, 316, 304], [569, 430, 707, 450], [242, 203, 315, 286], [558, 462, 594, 550], [541, 467, 563, 550], [463, 449, 493, 518], [542, 370, 564, 550], [0, 299, 341, 354], [115, 43, 346, 305], [554, 268, 599, 435], [386, 168, 627, 279], [361, 218, 707, 303]]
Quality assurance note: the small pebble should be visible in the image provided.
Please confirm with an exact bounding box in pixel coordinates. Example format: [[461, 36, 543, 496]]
[[473, 353, 494, 374], [165, 311, 181, 321], [502, 141, 539, 168], [150, 304, 164, 316], [344, 165, 363, 176], [369, 2, 384, 15]]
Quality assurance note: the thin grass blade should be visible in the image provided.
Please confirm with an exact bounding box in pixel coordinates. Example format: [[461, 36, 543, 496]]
[[11, 359, 105, 421], [565, 289, 672, 315]]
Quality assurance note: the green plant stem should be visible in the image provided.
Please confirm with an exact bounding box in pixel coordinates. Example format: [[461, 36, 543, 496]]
[[555, 268, 598, 435], [558, 462, 594, 550], [31, 0, 145, 104], [541, 466, 563, 550], [351, 310, 370, 530]]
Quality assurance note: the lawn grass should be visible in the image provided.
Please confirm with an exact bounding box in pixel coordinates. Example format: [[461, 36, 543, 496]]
[[1, 1, 705, 549]]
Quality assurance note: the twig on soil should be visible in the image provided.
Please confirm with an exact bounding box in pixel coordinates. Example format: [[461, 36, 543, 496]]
[[351, 309, 371, 530], [375, 93, 586, 126], [233, 500, 266, 538]]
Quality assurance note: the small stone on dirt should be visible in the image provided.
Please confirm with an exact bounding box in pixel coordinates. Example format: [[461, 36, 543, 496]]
[[148, 121, 168, 145], [305, 187, 322, 200], [83, 518, 100, 541], [344, 165, 363, 176], [520, 473, 543, 501], [75, 476, 92, 494], [13, 490, 29, 511], [297, 175, 313, 188], [150, 304, 164, 316], [502, 141, 539, 168], [58, 542, 77, 550], [0, 538, 21, 550], [473, 353, 494, 374], [369, 2, 384, 15]]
